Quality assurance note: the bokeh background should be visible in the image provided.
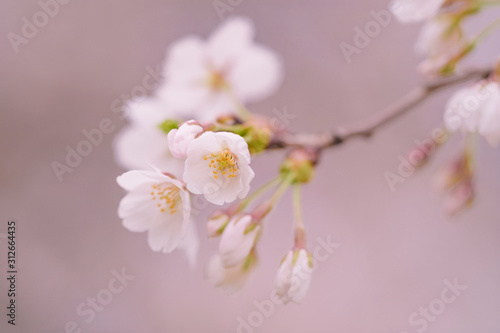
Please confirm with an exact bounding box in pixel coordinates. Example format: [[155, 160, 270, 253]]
[[1, 1, 500, 332]]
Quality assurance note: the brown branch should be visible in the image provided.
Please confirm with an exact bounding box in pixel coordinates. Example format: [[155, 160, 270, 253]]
[[268, 67, 493, 150]]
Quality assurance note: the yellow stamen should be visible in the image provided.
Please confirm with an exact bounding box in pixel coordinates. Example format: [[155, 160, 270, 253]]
[[204, 148, 239, 180], [150, 183, 181, 214]]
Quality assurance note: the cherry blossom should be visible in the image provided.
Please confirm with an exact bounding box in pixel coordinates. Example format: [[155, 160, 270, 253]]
[[113, 97, 184, 175], [158, 16, 282, 122], [117, 169, 193, 254], [444, 80, 500, 146], [183, 131, 255, 205]]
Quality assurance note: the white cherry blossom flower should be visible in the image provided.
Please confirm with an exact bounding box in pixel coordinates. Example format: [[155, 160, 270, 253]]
[[205, 252, 258, 294], [444, 81, 500, 146], [117, 169, 192, 254], [158, 16, 282, 122], [218, 214, 260, 267], [183, 131, 255, 205], [275, 249, 313, 304], [113, 97, 184, 175], [167, 120, 204, 159], [390, 0, 446, 23]]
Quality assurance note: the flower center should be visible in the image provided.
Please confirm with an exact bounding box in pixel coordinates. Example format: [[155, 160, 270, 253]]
[[207, 70, 227, 91], [150, 184, 180, 214], [204, 148, 238, 179]]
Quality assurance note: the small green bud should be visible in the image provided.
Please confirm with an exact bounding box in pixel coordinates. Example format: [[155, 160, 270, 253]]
[[244, 127, 272, 154], [280, 149, 316, 184]]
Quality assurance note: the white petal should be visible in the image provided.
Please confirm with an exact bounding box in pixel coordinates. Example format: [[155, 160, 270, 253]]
[[192, 92, 235, 123], [275, 251, 294, 304], [124, 97, 172, 126], [415, 18, 463, 57], [159, 81, 211, 114], [275, 250, 312, 304], [117, 170, 165, 191], [444, 85, 483, 134], [164, 36, 207, 84], [207, 17, 254, 70], [229, 45, 283, 102], [147, 213, 185, 253], [390, 0, 445, 23], [118, 186, 164, 231], [177, 224, 199, 268], [289, 250, 313, 303], [113, 123, 184, 174], [478, 83, 500, 146]]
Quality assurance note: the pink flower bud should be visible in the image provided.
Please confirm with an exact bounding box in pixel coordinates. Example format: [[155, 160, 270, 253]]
[[206, 210, 231, 238], [167, 120, 203, 159], [443, 179, 474, 217]]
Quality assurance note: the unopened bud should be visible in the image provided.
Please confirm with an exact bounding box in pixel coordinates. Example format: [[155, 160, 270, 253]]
[[280, 149, 317, 184], [443, 179, 474, 217], [207, 210, 231, 238], [219, 214, 261, 267], [433, 155, 471, 192], [275, 249, 313, 304]]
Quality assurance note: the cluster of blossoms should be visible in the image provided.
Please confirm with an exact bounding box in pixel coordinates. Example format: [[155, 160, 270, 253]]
[[114, 4, 500, 303], [391, 0, 500, 215], [114, 17, 314, 303], [391, 0, 499, 77]]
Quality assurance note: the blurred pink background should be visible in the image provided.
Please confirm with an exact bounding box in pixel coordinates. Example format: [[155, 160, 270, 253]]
[[1, 1, 500, 332]]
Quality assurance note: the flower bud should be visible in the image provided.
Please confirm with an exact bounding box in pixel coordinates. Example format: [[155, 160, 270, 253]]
[[433, 155, 470, 192], [205, 251, 258, 294], [219, 214, 261, 267], [443, 179, 474, 217], [275, 249, 313, 304], [280, 149, 317, 184], [167, 120, 203, 159], [206, 210, 231, 238]]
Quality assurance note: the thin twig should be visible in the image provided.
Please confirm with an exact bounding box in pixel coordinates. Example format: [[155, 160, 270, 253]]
[[268, 67, 493, 150]]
